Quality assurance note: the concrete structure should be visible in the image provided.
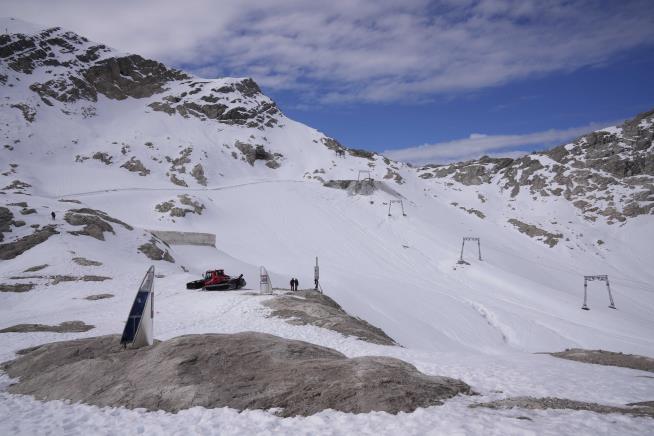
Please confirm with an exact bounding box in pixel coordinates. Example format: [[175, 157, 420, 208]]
[[149, 230, 216, 247]]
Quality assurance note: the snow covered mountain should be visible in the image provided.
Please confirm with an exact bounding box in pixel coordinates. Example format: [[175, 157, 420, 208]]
[[419, 109, 654, 224], [1, 17, 653, 434]]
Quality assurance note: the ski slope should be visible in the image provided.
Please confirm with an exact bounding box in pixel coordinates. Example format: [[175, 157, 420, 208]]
[[1, 17, 653, 434], [20, 175, 654, 356]]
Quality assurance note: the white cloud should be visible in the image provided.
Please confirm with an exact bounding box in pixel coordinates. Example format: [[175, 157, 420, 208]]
[[3, 1, 653, 103], [383, 120, 620, 164]]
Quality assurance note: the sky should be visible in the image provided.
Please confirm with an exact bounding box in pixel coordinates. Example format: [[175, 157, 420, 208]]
[[3, 0, 654, 164]]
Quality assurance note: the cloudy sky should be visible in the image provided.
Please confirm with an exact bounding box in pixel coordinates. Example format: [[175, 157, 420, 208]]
[[4, 0, 654, 163]]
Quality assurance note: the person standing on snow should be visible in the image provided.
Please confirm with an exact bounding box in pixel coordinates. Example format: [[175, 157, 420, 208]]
[[51, 211, 56, 220], [289, 278, 294, 291], [294, 278, 299, 291]]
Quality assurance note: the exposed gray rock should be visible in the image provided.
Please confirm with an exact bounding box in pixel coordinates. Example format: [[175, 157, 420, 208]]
[[92, 152, 112, 165], [120, 157, 150, 176], [49, 275, 77, 285], [418, 109, 654, 222], [0, 283, 36, 293], [2, 332, 471, 416], [84, 293, 114, 301], [138, 238, 174, 262], [0, 225, 59, 260], [383, 168, 405, 184], [65, 212, 113, 240], [0, 206, 13, 242], [234, 141, 281, 168], [2, 180, 32, 191], [190, 163, 207, 186], [178, 194, 205, 215], [321, 137, 347, 154], [155, 195, 204, 217], [169, 173, 187, 187], [148, 78, 279, 128], [348, 148, 376, 160], [0, 321, 94, 333], [64, 208, 132, 241], [83, 54, 189, 100], [263, 290, 397, 346], [10, 103, 36, 122], [72, 257, 102, 266], [458, 206, 486, 219], [548, 348, 654, 372], [23, 264, 48, 272], [508, 219, 562, 247], [80, 275, 111, 282], [58, 199, 81, 204], [471, 396, 654, 418], [155, 200, 174, 214]]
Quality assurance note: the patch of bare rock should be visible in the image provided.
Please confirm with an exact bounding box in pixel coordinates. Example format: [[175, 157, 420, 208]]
[[471, 397, 654, 418], [0, 321, 94, 333], [23, 264, 48, 272], [64, 208, 133, 241], [548, 348, 654, 373], [72, 257, 102, 266], [138, 237, 174, 262], [0, 283, 35, 293], [1, 332, 471, 416], [263, 290, 397, 346], [84, 293, 114, 300], [0, 225, 59, 260], [508, 218, 562, 247]]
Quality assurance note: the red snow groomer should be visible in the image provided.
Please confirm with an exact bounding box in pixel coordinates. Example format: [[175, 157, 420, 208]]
[[186, 269, 246, 291]]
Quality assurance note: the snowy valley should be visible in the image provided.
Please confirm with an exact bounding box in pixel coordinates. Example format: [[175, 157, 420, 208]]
[[1, 17, 654, 435]]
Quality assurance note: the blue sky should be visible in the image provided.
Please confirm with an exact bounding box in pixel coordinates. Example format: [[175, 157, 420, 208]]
[[4, 0, 654, 163]]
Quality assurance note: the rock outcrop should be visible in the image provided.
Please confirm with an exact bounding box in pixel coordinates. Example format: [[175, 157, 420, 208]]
[[0, 225, 59, 260], [263, 290, 397, 346], [418, 109, 654, 223], [2, 332, 472, 416], [64, 208, 132, 241], [0, 320, 94, 333], [548, 348, 654, 372], [471, 397, 654, 418]]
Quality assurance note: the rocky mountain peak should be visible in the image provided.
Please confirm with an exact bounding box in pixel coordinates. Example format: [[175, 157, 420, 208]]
[[419, 109, 654, 223], [1, 18, 281, 130]]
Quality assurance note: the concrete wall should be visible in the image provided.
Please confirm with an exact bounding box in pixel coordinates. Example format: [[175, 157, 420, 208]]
[[149, 230, 216, 247]]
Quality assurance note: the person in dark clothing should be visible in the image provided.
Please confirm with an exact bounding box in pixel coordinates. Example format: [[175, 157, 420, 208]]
[[293, 278, 299, 291], [290, 278, 295, 291], [51, 211, 56, 220]]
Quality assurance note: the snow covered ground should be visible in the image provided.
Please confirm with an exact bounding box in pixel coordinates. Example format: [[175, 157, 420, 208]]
[[1, 17, 653, 434], [1, 180, 652, 434]]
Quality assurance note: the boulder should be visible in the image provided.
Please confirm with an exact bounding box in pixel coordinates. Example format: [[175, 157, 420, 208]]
[[2, 332, 472, 416]]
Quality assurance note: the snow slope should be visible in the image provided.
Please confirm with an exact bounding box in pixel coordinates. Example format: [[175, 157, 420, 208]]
[[1, 17, 653, 435]]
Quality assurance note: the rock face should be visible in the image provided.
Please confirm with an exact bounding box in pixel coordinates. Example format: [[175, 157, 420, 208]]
[[2, 332, 471, 416], [263, 290, 397, 346], [418, 109, 654, 223]]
